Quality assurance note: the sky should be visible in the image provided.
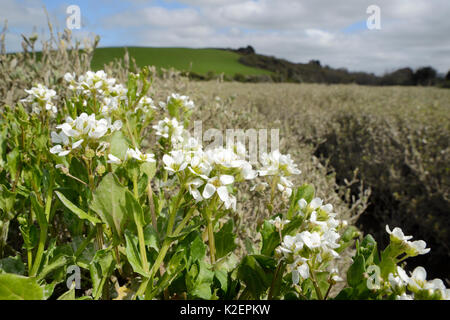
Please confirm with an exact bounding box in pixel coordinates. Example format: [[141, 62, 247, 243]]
[[1, 0, 449, 75]]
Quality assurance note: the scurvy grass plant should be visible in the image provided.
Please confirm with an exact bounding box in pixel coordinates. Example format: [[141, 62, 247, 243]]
[[0, 69, 448, 300]]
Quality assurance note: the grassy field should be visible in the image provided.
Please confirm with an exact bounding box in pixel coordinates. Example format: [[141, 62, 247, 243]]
[[91, 47, 272, 76]]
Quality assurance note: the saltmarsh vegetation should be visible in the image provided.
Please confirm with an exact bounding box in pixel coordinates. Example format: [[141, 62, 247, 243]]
[[0, 30, 448, 300]]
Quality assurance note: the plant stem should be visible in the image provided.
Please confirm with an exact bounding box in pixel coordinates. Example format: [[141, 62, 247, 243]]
[[134, 205, 194, 300], [207, 217, 216, 264], [147, 177, 157, 231], [30, 174, 53, 277], [308, 262, 324, 300]]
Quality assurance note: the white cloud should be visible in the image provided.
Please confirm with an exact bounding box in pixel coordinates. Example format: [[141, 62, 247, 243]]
[[2, 0, 449, 74]]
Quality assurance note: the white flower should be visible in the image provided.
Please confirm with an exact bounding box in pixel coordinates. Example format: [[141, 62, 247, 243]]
[[153, 117, 185, 145], [202, 175, 235, 209], [168, 93, 195, 110], [292, 258, 310, 284], [385, 225, 414, 242], [396, 293, 414, 300], [186, 178, 204, 202], [406, 240, 430, 256], [408, 266, 427, 291], [258, 150, 301, 177], [107, 154, 122, 164], [267, 216, 290, 231], [126, 147, 156, 163], [298, 198, 308, 209], [21, 84, 57, 115], [250, 181, 269, 192], [51, 113, 122, 157], [163, 150, 187, 173]]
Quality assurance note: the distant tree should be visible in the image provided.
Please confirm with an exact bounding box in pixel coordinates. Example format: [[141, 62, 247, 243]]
[[380, 68, 414, 86], [414, 66, 437, 86], [446, 70, 450, 81]]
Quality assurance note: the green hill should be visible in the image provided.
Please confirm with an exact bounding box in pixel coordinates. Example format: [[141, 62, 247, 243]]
[[91, 47, 272, 76]]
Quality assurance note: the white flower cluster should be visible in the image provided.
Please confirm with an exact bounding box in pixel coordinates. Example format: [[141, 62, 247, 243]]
[[20, 84, 57, 115], [388, 266, 449, 300], [161, 136, 256, 210], [160, 93, 195, 111], [108, 147, 156, 164], [64, 71, 128, 114], [385, 225, 430, 257], [258, 150, 301, 199], [153, 117, 186, 146], [276, 197, 343, 285], [50, 113, 122, 157], [134, 96, 157, 115]]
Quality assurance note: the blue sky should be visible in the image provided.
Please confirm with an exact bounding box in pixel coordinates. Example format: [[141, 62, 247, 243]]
[[2, 0, 449, 75]]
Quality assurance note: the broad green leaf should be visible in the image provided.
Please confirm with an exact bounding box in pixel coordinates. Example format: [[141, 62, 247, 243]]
[[125, 190, 145, 227], [237, 255, 275, 299], [124, 230, 150, 277], [0, 274, 44, 300], [0, 256, 25, 275], [190, 234, 206, 261], [260, 220, 280, 256], [347, 254, 366, 287], [215, 219, 237, 259], [90, 173, 133, 242], [55, 191, 100, 225], [89, 249, 115, 300], [0, 185, 16, 220], [109, 131, 130, 161], [141, 161, 156, 180], [143, 225, 160, 252]]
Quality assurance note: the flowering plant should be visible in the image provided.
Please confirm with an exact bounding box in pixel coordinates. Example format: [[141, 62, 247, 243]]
[[0, 68, 447, 300]]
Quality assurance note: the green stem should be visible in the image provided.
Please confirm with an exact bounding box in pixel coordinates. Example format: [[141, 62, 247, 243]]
[[30, 224, 47, 277], [207, 217, 216, 265], [134, 205, 194, 300], [30, 175, 53, 277], [308, 262, 324, 300]]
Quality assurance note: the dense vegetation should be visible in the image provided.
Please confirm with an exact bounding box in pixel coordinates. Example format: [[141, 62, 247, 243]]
[[0, 29, 448, 300]]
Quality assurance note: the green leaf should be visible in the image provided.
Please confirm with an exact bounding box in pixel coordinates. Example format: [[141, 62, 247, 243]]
[[37, 254, 69, 281], [109, 131, 130, 161], [141, 161, 156, 180], [260, 220, 280, 256], [0, 185, 16, 220], [0, 256, 25, 275], [55, 191, 100, 225], [6, 148, 19, 179], [90, 173, 133, 242], [190, 235, 206, 261], [57, 287, 76, 300], [125, 190, 144, 227], [237, 255, 276, 299], [143, 225, 160, 252], [30, 192, 46, 226], [215, 220, 237, 259], [0, 274, 44, 300], [89, 249, 115, 300], [124, 230, 150, 277], [347, 254, 366, 287]]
